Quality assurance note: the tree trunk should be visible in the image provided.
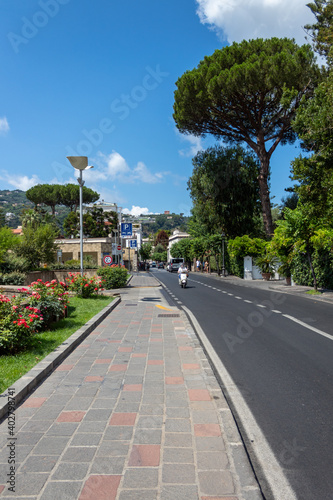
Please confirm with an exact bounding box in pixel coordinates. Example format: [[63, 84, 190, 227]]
[[306, 249, 318, 291], [257, 151, 274, 237]]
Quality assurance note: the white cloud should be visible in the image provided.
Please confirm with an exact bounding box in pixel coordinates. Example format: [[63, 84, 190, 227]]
[[94, 151, 167, 184], [0, 117, 9, 135], [122, 205, 155, 216], [195, 0, 314, 45], [0, 173, 41, 191], [176, 130, 204, 157]]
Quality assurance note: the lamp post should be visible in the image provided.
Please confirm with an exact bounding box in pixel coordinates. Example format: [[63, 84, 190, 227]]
[[221, 232, 226, 277], [66, 156, 94, 276]]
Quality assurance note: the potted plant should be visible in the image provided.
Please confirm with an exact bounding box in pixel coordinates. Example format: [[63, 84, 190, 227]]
[[254, 247, 278, 281], [277, 261, 292, 285]]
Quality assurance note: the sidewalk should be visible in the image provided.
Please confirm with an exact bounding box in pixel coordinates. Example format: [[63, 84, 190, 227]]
[[0, 274, 262, 500]]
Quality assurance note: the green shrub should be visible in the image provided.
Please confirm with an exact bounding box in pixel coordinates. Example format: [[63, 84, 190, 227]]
[[0, 272, 26, 286], [97, 266, 129, 289], [65, 273, 104, 298], [291, 251, 333, 289]]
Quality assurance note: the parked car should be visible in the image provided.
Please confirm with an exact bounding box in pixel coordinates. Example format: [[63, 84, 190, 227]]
[[151, 261, 157, 268], [158, 262, 164, 269], [170, 258, 184, 272]]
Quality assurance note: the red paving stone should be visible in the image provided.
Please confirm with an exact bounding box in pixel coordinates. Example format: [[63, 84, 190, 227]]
[[118, 347, 133, 352], [109, 364, 127, 372], [21, 397, 47, 408], [57, 411, 86, 422], [194, 424, 221, 437], [132, 353, 147, 358], [128, 444, 160, 466], [123, 384, 142, 392], [0, 485, 5, 494], [201, 498, 239, 500], [183, 363, 200, 370], [55, 364, 74, 371], [179, 346, 193, 351], [151, 338, 163, 342], [148, 360, 164, 365], [188, 389, 211, 401], [79, 475, 121, 500], [84, 376, 104, 382], [94, 359, 112, 364], [165, 377, 184, 385], [109, 413, 137, 426], [138, 334, 150, 337]]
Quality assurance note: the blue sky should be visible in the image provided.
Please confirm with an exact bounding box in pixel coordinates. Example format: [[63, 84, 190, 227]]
[[0, 0, 315, 216]]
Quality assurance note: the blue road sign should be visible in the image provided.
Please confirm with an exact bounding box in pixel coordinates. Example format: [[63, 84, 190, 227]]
[[130, 239, 137, 248], [121, 222, 132, 237]]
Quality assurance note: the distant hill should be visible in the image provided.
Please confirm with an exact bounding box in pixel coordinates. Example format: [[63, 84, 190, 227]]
[[0, 189, 190, 235]]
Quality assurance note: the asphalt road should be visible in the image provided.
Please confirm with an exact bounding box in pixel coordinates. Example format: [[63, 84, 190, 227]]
[[152, 269, 333, 500]]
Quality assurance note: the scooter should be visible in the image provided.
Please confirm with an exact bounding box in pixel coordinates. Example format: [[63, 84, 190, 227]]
[[178, 272, 188, 288]]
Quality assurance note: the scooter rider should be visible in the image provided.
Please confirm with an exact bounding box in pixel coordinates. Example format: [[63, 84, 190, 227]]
[[178, 263, 188, 277]]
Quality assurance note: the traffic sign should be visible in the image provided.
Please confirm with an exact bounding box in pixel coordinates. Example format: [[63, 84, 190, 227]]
[[130, 239, 137, 248], [103, 255, 113, 265], [117, 245, 121, 251], [121, 223, 132, 237]]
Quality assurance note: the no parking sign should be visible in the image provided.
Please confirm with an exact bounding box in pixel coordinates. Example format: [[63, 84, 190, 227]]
[[103, 255, 113, 266]]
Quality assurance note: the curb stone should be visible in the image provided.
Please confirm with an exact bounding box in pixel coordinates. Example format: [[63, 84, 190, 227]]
[[0, 296, 121, 422]]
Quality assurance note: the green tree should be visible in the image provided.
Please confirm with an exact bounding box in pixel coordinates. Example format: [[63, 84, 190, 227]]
[[26, 184, 61, 216], [170, 238, 193, 267], [188, 145, 262, 238], [139, 242, 152, 262], [60, 184, 100, 212], [63, 206, 117, 238], [0, 227, 19, 263], [15, 223, 59, 268], [305, 0, 333, 58], [0, 208, 5, 228], [173, 38, 319, 236]]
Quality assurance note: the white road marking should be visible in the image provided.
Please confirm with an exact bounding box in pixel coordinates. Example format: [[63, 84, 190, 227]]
[[282, 314, 332, 341]]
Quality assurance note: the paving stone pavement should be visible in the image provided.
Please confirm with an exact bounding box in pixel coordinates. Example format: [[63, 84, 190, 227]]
[[0, 274, 263, 500]]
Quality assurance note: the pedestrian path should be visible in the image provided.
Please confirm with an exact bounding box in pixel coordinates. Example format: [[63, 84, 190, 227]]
[[0, 274, 262, 500]]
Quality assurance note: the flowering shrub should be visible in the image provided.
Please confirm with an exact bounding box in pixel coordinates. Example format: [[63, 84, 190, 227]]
[[65, 273, 104, 298], [19, 279, 69, 325], [97, 266, 129, 289], [0, 293, 43, 353]]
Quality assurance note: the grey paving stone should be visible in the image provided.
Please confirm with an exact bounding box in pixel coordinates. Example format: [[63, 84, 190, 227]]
[[119, 392, 142, 402], [114, 402, 140, 413], [165, 407, 189, 418], [64, 397, 95, 411], [51, 462, 89, 480], [83, 408, 113, 421], [104, 426, 134, 441], [141, 394, 164, 405], [77, 421, 108, 433], [39, 481, 82, 500], [136, 416, 163, 429], [20, 419, 53, 433], [198, 470, 235, 496], [122, 468, 159, 488], [90, 455, 126, 474], [192, 410, 219, 424], [164, 433, 193, 448], [197, 450, 229, 470], [44, 394, 73, 406], [13, 472, 49, 496], [15, 432, 44, 446], [162, 463, 196, 484], [139, 404, 164, 416], [163, 447, 194, 464], [33, 406, 62, 420], [19, 455, 57, 473], [133, 429, 162, 444], [195, 436, 226, 452], [46, 422, 79, 436], [96, 440, 129, 457], [32, 436, 70, 455], [118, 490, 158, 500], [74, 386, 99, 397], [70, 432, 103, 446], [62, 446, 97, 462], [91, 398, 117, 409], [165, 419, 191, 433]]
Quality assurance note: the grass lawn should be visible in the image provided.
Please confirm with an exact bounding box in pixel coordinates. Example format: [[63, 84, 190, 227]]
[[0, 295, 113, 394]]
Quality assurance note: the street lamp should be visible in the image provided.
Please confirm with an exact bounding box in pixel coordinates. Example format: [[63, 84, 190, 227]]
[[221, 232, 226, 277], [66, 156, 94, 276]]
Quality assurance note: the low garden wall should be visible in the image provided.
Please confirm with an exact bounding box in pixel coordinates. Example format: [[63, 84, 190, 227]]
[[24, 269, 97, 286]]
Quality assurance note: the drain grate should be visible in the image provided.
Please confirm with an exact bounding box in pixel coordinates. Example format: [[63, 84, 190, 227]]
[[158, 314, 180, 318], [125, 304, 137, 306]]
